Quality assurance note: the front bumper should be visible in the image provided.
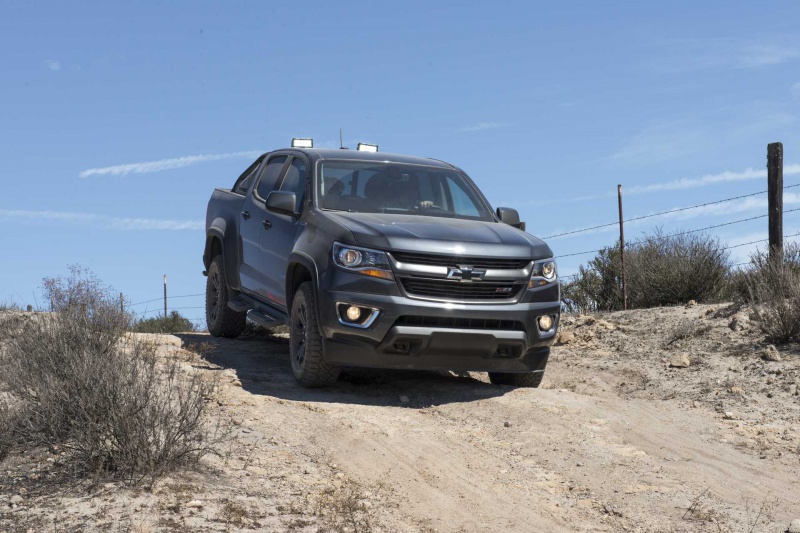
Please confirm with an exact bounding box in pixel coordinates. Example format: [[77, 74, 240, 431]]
[[317, 269, 560, 372]]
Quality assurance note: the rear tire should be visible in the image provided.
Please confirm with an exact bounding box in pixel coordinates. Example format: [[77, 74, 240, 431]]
[[290, 282, 340, 387], [206, 255, 246, 338], [488, 371, 545, 388]]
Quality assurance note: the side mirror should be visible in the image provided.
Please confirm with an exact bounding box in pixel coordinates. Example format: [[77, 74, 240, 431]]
[[265, 191, 299, 216], [496, 207, 524, 229]]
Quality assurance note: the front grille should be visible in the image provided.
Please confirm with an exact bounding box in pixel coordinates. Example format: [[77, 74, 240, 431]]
[[400, 277, 523, 301], [391, 251, 530, 270], [396, 315, 525, 331]]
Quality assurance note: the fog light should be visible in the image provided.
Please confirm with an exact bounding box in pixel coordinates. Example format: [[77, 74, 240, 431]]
[[346, 306, 361, 321], [538, 315, 553, 331]]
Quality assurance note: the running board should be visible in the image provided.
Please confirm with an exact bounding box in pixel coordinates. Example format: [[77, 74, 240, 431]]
[[227, 299, 250, 313], [247, 309, 283, 327]]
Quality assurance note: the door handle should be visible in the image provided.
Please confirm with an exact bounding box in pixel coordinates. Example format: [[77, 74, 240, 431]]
[[262, 219, 272, 230], [241, 211, 250, 220]]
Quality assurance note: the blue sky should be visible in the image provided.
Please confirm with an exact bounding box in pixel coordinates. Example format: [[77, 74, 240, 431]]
[[1, 1, 799, 319]]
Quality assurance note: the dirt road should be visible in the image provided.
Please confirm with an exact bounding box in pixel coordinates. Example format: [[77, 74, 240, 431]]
[[3, 303, 799, 532]]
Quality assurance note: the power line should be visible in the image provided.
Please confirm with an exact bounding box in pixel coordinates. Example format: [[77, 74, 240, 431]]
[[544, 182, 799, 240], [129, 293, 204, 307]]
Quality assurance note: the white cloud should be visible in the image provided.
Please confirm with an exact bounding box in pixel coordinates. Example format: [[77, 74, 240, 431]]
[[627, 164, 800, 195], [42, 60, 60, 71], [652, 39, 799, 73], [459, 122, 510, 132], [79, 150, 262, 178], [738, 44, 799, 68], [0, 209, 203, 231]]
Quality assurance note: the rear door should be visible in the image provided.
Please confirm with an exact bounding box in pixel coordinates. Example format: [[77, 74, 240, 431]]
[[259, 154, 309, 308], [239, 154, 289, 295]]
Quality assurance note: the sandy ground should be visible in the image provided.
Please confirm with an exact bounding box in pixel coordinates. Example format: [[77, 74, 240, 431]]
[[2, 302, 799, 532]]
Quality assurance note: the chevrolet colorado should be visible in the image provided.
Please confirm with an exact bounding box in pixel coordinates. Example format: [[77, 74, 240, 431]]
[[204, 141, 559, 387]]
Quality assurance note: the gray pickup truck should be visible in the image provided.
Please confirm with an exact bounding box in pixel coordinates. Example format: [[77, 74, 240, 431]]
[[203, 141, 560, 388]]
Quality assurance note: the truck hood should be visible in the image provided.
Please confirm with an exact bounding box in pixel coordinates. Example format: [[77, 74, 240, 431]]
[[324, 212, 553, 259]]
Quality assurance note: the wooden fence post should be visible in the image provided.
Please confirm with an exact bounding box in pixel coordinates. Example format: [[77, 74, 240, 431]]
[[163, 275, 168, 318], [618, 184, 627, 310], [767, 142, 783, 262]]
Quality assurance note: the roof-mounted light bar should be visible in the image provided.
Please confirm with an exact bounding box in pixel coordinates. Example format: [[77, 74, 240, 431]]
[[291, 138, 313, 148], [356, 143, 379, 153]]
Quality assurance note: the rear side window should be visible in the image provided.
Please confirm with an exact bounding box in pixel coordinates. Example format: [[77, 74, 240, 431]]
[[279, 157, 307, 212], [232, 157, 263, 194], [255, 156, 288, 200]]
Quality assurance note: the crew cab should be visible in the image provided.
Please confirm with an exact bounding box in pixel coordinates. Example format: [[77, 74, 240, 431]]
[[203, 140, 559, 387]]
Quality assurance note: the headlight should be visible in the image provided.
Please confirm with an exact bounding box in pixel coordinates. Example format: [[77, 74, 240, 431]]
[[332, 242, 394, 280], [529, 259, 557, 287]]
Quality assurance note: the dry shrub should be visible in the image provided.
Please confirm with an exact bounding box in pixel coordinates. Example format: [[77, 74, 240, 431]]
[[744, 245, 800, 344], [562, 230, 731, 312], [0, 266, 218, 483], [315, 481, 378, 533]]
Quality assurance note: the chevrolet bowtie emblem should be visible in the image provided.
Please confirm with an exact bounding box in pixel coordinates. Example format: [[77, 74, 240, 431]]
[[447, 265, 486, 282]]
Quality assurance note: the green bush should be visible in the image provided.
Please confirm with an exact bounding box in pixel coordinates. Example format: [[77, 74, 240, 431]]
[[561, 230, 731, 312], [134, 311, 197, 333]]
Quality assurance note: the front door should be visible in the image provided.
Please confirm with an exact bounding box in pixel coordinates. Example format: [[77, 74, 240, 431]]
[[259, 154, 309, 309], [239, 154, 289, 296]]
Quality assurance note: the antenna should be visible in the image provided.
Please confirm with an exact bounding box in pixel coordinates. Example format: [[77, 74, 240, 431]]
[[339, 129, 347, 150]]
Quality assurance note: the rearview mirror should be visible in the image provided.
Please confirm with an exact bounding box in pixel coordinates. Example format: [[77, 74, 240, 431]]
[[265, 191, 299, 216], [496, 207, 524, 230]]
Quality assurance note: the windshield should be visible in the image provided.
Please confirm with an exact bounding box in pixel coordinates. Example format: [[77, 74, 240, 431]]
[[317, 161, 494, 221]]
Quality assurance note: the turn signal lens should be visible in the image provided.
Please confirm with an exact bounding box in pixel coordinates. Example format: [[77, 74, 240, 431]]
[[360, 269, 394, 280]]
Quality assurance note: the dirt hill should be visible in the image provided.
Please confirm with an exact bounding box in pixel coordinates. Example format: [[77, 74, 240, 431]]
[[2, 303, 799, 532]]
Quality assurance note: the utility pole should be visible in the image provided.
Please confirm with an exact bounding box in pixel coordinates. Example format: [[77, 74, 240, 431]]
[[163, 275, 168, 318], [119, 293, 124, 314], [767, 142, 783, 263], [618, 184, 628, 311]]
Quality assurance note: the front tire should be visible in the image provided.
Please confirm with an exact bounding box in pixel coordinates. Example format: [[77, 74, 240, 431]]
[[206, 255, 246, 338], [290, 282, 340, 387], [488, 371, 545, 388]]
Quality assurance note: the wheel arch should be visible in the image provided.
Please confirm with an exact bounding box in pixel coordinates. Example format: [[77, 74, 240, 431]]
[[286, 253, 323, 334]]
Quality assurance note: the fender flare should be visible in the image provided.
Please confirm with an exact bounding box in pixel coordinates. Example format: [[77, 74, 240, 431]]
[[286, 251, 323, 334]]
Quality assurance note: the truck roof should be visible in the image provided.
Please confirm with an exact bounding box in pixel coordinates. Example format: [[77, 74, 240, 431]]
[[278, 148, 454, 169]]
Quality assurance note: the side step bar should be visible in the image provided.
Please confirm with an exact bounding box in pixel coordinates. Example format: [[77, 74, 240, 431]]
[[227, 296, 288, 326], [247, 309, 283, 327]]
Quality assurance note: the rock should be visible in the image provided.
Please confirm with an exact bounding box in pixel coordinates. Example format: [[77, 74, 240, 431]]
[[9, 495, 23, 506], [504, 421, 512, 428], [728, 315, 748, 332], [556, 331, 575, 345], [596, 319, 616, 331], [762, 345, 782, 362], [669, 353, 691, 368], [787, 518, 800, 533], [399, 395, 410, 404], [185, 500, 203, 509], [729, 386, 745, 396], [723, 412, 736, 420], [686, 300, 697, 307]]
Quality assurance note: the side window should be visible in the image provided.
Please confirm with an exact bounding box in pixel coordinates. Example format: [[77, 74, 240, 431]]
[[280, 157, 307, 212], [445, 176, 481, 217], [255, 155, 288, 200], [232, 157, 263, 194]]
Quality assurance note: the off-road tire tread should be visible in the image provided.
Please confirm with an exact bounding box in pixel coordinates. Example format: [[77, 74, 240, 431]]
[[488, 371, 545, 388], [291, 282, 340, 387], [206, 255, 246, 338]]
